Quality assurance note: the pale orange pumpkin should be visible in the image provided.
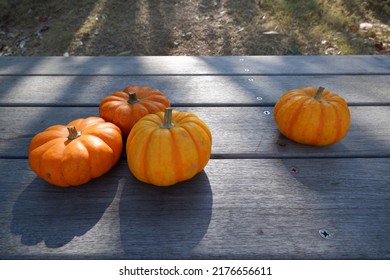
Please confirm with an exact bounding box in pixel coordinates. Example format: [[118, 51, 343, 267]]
[[28, 117, 123, 187], [99, 85, 170, 137], [126, 108, 212, 187], [273, 87, 350, 146]]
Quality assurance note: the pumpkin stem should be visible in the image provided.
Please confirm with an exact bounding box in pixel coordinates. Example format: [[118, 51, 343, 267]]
[[314, 87, 325, 101], [161, 108, 174, 129], [67, 126, 81, 140], [128, 92, 139, 104]]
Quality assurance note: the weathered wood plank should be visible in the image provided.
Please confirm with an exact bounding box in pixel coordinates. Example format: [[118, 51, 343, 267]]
[[1, 75, 389, 106], [1, 56, 389, 75], [0, 55, 388, 262], [1, 106, 389, 158], [1, 158, 389, 259]]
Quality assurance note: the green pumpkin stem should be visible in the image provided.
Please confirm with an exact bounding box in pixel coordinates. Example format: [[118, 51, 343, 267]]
[[162, 108, 174, 129], [128, 92, 139, 104], [67, 126, 81, 140], [314, 86, 325, 101]]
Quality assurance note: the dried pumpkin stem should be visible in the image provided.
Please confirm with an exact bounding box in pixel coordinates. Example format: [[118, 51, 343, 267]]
[[67, 126, 81, 140], [314, 86, 325, 101], [128, 92, 139, 104], [161, 107, 174, 129]]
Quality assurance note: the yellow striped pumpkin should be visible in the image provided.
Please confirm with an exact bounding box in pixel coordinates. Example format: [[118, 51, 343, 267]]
[[126, 108, 212, 187], [274, 87, 350, 146]]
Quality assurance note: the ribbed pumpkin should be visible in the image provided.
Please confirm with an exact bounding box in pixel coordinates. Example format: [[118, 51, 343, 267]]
[[274, 87, 350, 146], [99, 85, 170, 137], [126, 108, 212, 187], [28, 117, 123, 187]]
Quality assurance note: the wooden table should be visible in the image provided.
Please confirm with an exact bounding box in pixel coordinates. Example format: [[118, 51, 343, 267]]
[[0, 56, 389, 260]]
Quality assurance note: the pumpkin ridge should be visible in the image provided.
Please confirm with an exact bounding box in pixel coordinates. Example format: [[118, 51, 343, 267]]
[[274, 93, 299, 119], [146, 128, 176, 186], [284, 97, 310, 137], [62, 138, 91, 186], [187, 117, 212, 142], [138, 100, 162, 113], [84, 123, 123, 162], [105, 100, 126, 108], [274, 92, 298, 116], [132, 102, 149, 117], [79, 135, 115, 178], [311, 101, 325, 145], [112, 91, 129, 99], [142, 97, 170, 108], [139, 91, 164, 98], [127, 125, 154, 183], [332, 104, 344, 144], [186, 128, 203, 172], [141, 127, 157, 184], [115, 105, 132, 135], [69, 117, 104, 131], [320, 90, 332, 100], [103, 96, 124, 103], [169, 128, 183, 184], [142, 99, 169, 110], [141, 118, 161, 127], [173, 112, 185, 123], [330, 97, 349, 109], [29, 130, 66, 152], [180, 124, 206, 172], [40, 140, 68, 186]]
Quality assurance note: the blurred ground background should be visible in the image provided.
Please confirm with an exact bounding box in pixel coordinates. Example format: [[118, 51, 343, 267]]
[[0, 0, 389, 56]]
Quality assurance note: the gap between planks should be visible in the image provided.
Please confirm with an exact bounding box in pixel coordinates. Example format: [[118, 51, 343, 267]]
[[2, 154, 390, 160], [0, 73, 390, 77], [2, 103, 390, 107]]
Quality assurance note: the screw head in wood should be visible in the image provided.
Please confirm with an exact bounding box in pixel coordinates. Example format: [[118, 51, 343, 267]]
[[319, 229, 332, 239], [290, 167, 300, 173]]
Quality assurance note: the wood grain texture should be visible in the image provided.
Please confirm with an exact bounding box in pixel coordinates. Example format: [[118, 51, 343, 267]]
[[1, 106, 389, 158], [0, 56, 389, 75], [1, 75, 389, 106], [0, 56, 389, 260], [0, 159, 389, 259]]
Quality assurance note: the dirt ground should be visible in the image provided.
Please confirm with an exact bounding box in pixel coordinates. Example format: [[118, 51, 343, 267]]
[[0, 0, 389, 56]]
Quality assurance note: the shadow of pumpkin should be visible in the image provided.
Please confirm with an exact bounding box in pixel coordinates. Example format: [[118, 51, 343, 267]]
[[119, 170, 213, 259], [11, 168, 119, 249]]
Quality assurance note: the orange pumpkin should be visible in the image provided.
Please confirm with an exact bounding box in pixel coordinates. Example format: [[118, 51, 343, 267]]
[[274, 87, 350, 146], [28, 117, 123, 187], [99, 85, 170, 137], [126, 108, 212, 187]]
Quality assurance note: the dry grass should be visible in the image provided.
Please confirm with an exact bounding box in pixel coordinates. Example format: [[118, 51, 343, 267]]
[[0, 0, 389, 56]]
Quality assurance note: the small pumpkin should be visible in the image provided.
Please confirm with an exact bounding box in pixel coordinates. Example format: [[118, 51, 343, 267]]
[[99, 85, 170, 137], [126, 108, 212, 187], [274, 87, 350, 146], [28, 117, 123, 187]]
